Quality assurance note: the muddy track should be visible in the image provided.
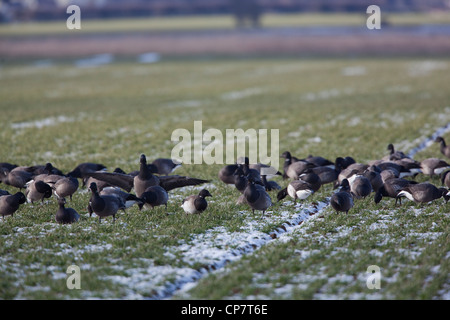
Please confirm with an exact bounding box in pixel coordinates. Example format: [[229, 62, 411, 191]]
[[2, 25, 450, 58]]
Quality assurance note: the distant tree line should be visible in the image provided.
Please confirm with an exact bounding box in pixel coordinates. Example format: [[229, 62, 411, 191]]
[[1, 0, 448, 23]]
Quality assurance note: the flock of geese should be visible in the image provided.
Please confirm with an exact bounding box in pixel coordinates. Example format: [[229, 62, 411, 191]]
[[1, 136, 450, 223]]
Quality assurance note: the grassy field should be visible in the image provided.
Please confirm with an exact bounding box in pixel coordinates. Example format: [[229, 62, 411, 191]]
[[0, 56, 449, 300]]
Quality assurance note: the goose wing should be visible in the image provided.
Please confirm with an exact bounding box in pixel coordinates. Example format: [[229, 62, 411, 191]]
[[159, 175, 209, 192], [85, 172, 134, 192]]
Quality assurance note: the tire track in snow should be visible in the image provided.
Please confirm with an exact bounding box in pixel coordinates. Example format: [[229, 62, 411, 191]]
[[149, 200, 330, 300], [407, 122, 450, 158]]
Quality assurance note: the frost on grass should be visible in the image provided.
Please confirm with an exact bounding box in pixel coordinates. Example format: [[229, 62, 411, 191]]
[[118, 201, 328, 299], [215, 205, 449, 300]]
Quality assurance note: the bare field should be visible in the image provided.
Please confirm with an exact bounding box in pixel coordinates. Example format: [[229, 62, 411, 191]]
[[2, 26, 450, 59]]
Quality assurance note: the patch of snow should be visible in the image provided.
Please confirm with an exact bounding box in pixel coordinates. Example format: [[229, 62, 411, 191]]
[[221, 87, 263, 100]]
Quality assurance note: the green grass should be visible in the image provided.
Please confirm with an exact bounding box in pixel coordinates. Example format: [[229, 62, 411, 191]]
[[0, 57, 449, 299], [1, 12, 450, 37]]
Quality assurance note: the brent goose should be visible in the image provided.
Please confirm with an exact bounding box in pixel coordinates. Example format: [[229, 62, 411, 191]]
[[99, 186, 143, 209], [233, 166, 247, 193], [310, 157, 345, 186], [370, 160, 416, 179], [277, 179, 314, 205], [67, 162, 107, 179], [29, 163, 64, 176], [2, 167, 33, 190], [248, 163, 282, 178], [374, 178, 418, 205], [181, 189, 212, 214], [244, 177, 272, 216], [239, 157, 263, 185], [151, 158, 181, 175], [330, 179, 354, 214], [393, 159, 422, 178], [397, 182, 449, 204], [384, 144, 407, 161], [299, 170, 322, 192], [420, 158, 450, 177], [362, 169, 383, 193], [139, 185, 169, 210], [339, 156, 356, 169], [85, 154, 208, 198], [261, 175, 281, 191], [55, 198, 80, 224], [0, 162, 18, 183], [218, 164, 240, 185], [435, 136, 450, 159], [283, 159, 315, 180], [25, 180, 53, 204], [380, 169, 400, 183], [88, 182, 126, 223], [302, 155, 334, 168], [51, 176, 79, 201], [280, 151, 314, 179], [441, 170, 450, 188], [0, 192, 26, 218], [335, 163, 369, 187]]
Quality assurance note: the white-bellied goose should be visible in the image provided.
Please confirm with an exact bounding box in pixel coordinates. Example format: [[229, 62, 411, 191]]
[[0, 192, 26, 218], [397, 182, 449, 204], [330, 179, 354, 214], [139, 185, 168, 210], [420, 158, 450, 177], [435, 136, 450, 159], [85, 154, 209, 198], [244, 177, 272, 216], [0, 189, 10, 197], [374, 178, 418, 205], [277, 179, 314, 205], [151, 158, 181, 176], [347, 174, 372, 199], [55, 198, 80, 224], [181, 189, 212, 214], [88, 182, 126, 223], [25, 180, 53, 204]]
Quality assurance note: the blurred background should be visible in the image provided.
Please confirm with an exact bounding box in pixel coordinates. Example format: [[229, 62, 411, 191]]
[[1, 0, 449, 22], [1, 0, 450, 60]]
